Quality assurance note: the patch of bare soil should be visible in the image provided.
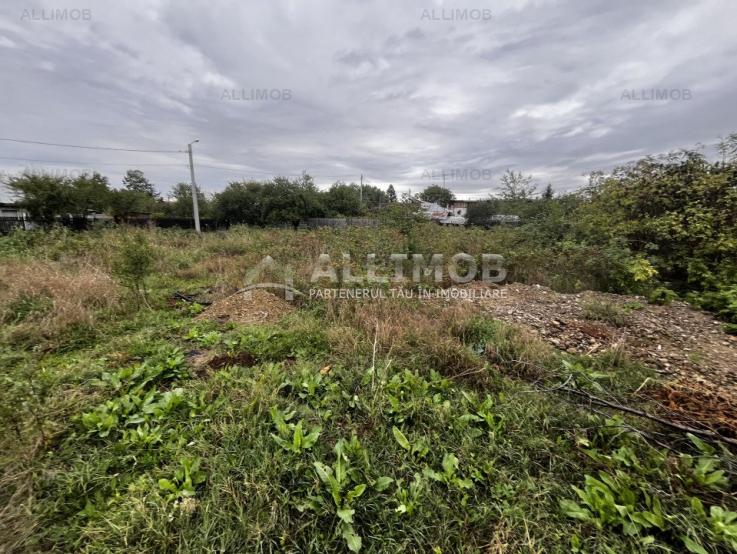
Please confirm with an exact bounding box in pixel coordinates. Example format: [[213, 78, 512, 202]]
[[437, 282, 737, 431], [208, 351, 259, 370], [195, 289, 295, 326], [647, 382, 737, 438]]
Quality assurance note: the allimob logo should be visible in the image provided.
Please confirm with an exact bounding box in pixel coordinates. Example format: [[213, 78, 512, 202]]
[[620, 89, 692, 101], [421, 169, 493, 181], [420, 8, 492, 22], [244, 253, 507, 302], [221, 88, 292, 101], [22, 166, 94, 179], [20, 8, 92, 21], [242, 256, 303, 301]]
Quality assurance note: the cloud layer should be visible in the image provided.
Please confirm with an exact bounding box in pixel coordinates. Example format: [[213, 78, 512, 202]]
[[1, 0, 736, 199]]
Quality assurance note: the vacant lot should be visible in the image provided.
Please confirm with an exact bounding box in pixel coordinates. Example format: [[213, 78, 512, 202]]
[[1, 226, 736, 553]]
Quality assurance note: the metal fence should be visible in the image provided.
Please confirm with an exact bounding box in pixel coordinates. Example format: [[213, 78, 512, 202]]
[[0, 217, 27, 234]]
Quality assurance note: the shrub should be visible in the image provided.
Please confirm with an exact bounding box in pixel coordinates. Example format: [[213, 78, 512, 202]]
[[582, 300, 628, 327], [113, 232, 155, 305]]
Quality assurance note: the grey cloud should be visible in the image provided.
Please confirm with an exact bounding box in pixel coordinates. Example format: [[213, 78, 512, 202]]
[[1, 0, 736, 202]]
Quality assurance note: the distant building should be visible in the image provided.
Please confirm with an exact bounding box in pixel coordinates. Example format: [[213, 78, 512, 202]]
[[419, 201, 450, 220], [0, 202, 28, 219], [447, 200, 475, 217], [0, 202, 32, 233]]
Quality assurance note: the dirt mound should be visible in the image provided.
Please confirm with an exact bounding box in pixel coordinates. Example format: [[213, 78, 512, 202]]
[[195, 289, 295, 325], [439, 282, 737, 400]]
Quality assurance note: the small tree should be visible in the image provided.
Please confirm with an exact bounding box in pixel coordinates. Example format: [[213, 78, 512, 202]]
[[123, 169, 158, 198], [113, 233, 154, 308], [386, 184, 397, 203], [499, 170, 537, 200]]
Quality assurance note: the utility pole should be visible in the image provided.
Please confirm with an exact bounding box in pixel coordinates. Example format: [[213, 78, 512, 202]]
[[187, 139, 201, 234], [442, 170, 446, 188]]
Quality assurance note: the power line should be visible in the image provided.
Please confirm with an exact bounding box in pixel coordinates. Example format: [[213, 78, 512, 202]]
[[0, 138, 388, 183], [195, 163, 302, 176], [0, 137, 184, 153], [0, 155, 187, 167], [197, 162, 359, 179]]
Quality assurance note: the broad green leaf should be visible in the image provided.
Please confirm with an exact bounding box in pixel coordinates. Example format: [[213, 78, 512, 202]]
[[347, 484, 366, 502], [313, 461, 332, 484], [560, 499, 591, 521], [681, 536, 709, 554], [442, 453, 459, 476], [293, 420, 303, 450], [302, 426, 321, 449], [374, 476, 393, 491], [337, 507, 355, 524], [342, 525, 362, 553], [392, 426, 410, 451], [158, 478, 177, 492]]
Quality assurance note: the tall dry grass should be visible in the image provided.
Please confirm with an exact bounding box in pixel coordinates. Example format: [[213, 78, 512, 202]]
[[0, 260, 121, 340]]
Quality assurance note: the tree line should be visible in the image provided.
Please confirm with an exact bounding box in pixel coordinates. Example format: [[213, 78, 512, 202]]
[[2, 169, 399, 228]]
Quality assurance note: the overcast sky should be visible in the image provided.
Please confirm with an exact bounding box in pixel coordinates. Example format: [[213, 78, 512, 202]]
[[1, 0, 736, 201]]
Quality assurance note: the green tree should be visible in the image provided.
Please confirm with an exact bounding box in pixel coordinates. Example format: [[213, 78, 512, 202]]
[[361, 184, 389, 211], [213, 180, 264, 226], [542, 183, 554, 200], [419, 185, 454, 206], [499, 170, 537, 200], [261, 174, 325, 229], [386, 184, 397, 203], [122, 169, 158, 198], [717, 133, 737, 164], [164, 183, 210, 219], [5, 172, 73, 226], [107, 189, 157, 222], [325, 182, 362, 216], [70, 172, 111, 214]]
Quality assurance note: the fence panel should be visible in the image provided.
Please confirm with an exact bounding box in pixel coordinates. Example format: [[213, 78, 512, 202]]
[[0, 217, 26, 234]]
